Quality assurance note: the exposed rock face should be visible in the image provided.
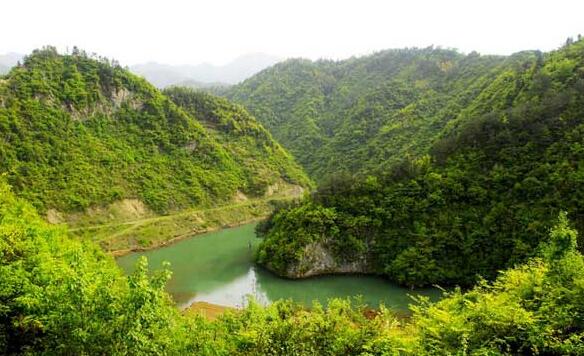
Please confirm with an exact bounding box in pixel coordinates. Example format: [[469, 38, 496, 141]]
[[284, 241, 371, 278], [46, 209, 64, 224], [264, 181, 305, 198], [184, 141, 198, 152], [67, 88, 144, 121], [112, 88, 131, 108], [110, 199, 150, 219], [55, 198, 153, 226], [111, 88, 144, 110], [233, 190, 249, 202]]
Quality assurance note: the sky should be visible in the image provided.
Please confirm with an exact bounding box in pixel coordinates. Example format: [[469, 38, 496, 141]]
[[1, 0, 583, 66]]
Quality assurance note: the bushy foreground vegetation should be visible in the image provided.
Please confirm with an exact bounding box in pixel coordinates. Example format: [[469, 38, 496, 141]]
[[1, 181, 583, 355], [0, 47, 309, 215], [255, 39, 584, 287]]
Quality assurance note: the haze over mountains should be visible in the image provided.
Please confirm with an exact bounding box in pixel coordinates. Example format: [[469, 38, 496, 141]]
[[0, 52, 281, 88], [3, 0, 584, 351], [0, 52, 23, 74], [130, 53, 282, 88]]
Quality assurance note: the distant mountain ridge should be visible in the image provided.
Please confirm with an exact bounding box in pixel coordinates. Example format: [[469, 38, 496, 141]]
[[131, 53, 281, 87]]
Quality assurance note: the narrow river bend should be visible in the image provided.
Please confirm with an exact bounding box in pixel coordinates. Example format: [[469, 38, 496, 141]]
[[117, 223, 440, 311]]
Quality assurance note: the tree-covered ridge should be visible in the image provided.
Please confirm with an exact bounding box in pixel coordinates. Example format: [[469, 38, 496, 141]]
[[164, 87, 311, 195], [2, 181, 583, 354], [0, 47, 310, 215], [255, 39, 584, 287], [226, 47, 534, 179]]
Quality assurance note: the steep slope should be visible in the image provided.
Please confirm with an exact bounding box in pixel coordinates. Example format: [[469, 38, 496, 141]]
[[256, 40, 584, 287], [226, 48, 549, 180], [0, 47, 310, 220], [164, 87, 309, 195]]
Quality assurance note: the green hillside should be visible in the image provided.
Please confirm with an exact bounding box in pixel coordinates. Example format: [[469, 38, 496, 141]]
[[0, 47, 310, 218], [255, 39, 584, 287], [226, 47, 539, 179], [3, 41, 584, 355], [164, 87, 309, 195]]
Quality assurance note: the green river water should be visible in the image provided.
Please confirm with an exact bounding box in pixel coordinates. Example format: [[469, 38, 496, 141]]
[[117, 223, 441, 311]]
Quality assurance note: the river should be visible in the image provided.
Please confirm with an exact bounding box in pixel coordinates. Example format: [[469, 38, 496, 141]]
[[117, 223, 441, 311]]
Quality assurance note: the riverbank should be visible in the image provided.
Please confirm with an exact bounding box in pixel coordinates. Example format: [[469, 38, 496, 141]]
[[67, 185, 303, 255], [108, 215, 265, 257]]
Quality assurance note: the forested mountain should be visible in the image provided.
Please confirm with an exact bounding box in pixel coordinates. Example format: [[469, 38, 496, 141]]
[[0, 47, 309, 218], [131, 53, 281, 88], [2, 39, 584, 354], [225, 48, 552, 180], [255, 39, 584, 287], [1, 40, 584, 355]]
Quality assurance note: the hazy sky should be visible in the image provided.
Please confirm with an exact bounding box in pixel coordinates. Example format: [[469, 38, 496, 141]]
[[2, 0, 583, 65]]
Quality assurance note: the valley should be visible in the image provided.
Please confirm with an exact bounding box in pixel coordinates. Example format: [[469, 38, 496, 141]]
[[1, 32, 584, 354]]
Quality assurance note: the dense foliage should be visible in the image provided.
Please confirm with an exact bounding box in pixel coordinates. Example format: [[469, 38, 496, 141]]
[[164, 87, 310, 195], [2, 181, 583, 354], [255, 39, 584, 287], [0, 47, 309, 215], [0, 180, 192, 354], [226, 47, 532, 179], [3, 39, 584, 354], [410, 212, 584, 354]]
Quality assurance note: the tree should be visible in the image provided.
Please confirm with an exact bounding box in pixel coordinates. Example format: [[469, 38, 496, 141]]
[[543, 211, 578, 260]]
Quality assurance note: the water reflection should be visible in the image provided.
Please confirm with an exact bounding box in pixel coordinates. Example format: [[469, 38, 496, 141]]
[[117, 223, 441, 310], [185, 267, 269, 308]]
